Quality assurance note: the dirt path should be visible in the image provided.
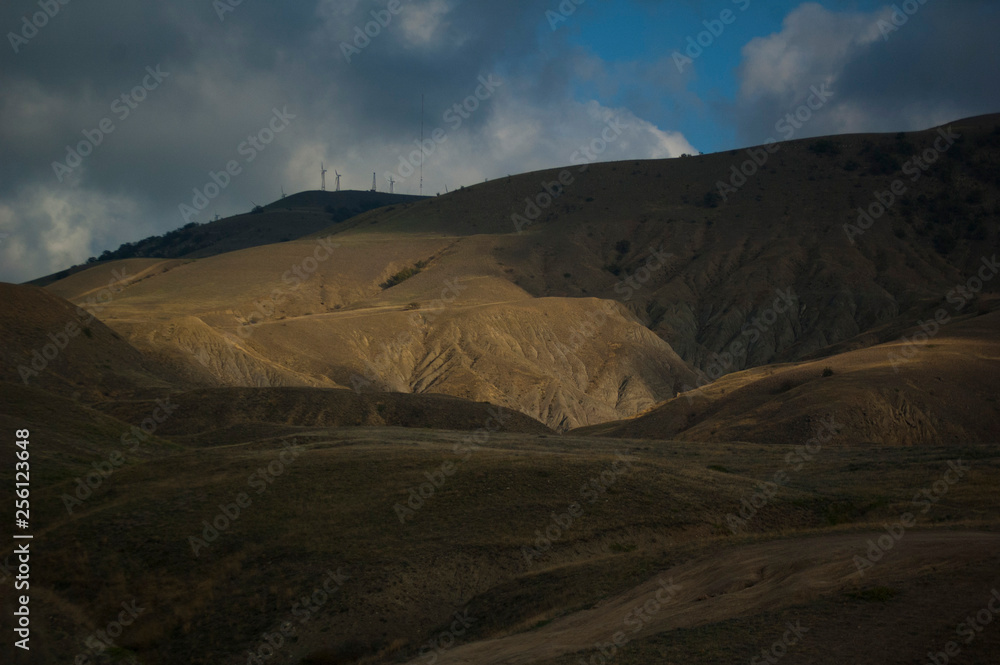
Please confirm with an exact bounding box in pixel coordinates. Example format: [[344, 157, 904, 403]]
[[404, 530, 1000, 665]]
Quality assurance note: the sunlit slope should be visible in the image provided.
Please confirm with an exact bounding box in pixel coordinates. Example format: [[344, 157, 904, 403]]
[[44, 115, 1000, 429], [574, 310, 1000, 445]]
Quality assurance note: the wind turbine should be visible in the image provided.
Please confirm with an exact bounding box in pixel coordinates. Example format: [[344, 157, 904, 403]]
[[280, 185, 286, 199], [335, 171, 342, 192], [321, 163, 328, 191], [386, 175, 395, 194]]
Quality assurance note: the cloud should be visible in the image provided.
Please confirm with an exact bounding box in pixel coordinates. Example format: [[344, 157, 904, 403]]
[[731, 0, 1000, 144], [0, 0, 697, 283], [2, 0, 994, 283]]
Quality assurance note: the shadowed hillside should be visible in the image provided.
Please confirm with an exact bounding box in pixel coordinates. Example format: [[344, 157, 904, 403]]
[[573, 310, 1000, 445]]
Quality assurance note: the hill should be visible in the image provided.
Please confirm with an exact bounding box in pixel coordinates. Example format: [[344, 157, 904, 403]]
[[28, 190, 426, 286], [0, 282, 182, 400], [41, 114, 1000, 432], [572, 309, 1000, 445]]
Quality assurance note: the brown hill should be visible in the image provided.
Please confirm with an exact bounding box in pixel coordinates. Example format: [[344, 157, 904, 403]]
[[573, 309, 1000, 444], [0, 282, 181, 400], [93, 386, 553, 444], [42, 115, 1000, 431], [28, 190, 426, 286]]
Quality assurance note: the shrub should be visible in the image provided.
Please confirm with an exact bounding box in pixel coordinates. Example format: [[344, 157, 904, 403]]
[[822, 367, 834, 377], [702, 191, 722, 208], [932, 231, 956, 256], [808, 139, 841, 156], [381, 260, 429, 289]]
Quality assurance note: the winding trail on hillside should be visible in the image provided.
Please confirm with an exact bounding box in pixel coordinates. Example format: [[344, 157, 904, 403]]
[[402, 530, 1000, 665]]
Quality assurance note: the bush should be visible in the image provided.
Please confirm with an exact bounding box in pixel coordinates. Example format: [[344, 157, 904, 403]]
[[775, 380, 796, 394], [702, 191, 722, 208], [932, 231, 956, 256], [808, 139, 841, 156], [614, 239, 631, 255], [822, 367, 834, 377], [381, 260, 429, 289]]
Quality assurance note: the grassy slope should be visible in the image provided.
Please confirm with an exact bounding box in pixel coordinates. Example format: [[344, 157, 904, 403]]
[[2, 425, 998, 664], [573, 310, 1000, 445]]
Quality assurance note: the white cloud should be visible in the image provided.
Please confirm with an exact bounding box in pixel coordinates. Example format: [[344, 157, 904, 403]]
[[738, 2, 888, 103], [0, 186, 147, 283]]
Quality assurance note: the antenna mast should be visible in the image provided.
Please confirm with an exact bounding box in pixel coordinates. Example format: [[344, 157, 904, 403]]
[[420, 93, 424, 196], [372, 172, 377, 192]]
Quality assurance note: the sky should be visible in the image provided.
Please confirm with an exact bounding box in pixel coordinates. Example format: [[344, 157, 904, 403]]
[[0, 0, 998, 283]]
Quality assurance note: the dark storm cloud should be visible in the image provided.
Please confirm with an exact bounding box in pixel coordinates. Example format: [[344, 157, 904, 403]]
[[729, 0, 1000, 146], [0, 0, 565, 281]]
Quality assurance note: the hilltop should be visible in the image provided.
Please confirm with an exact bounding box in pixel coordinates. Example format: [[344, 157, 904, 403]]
[[3, 114, 1000, 665], [37, 114, 1000, 433], [28, 190, 427, 286]]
